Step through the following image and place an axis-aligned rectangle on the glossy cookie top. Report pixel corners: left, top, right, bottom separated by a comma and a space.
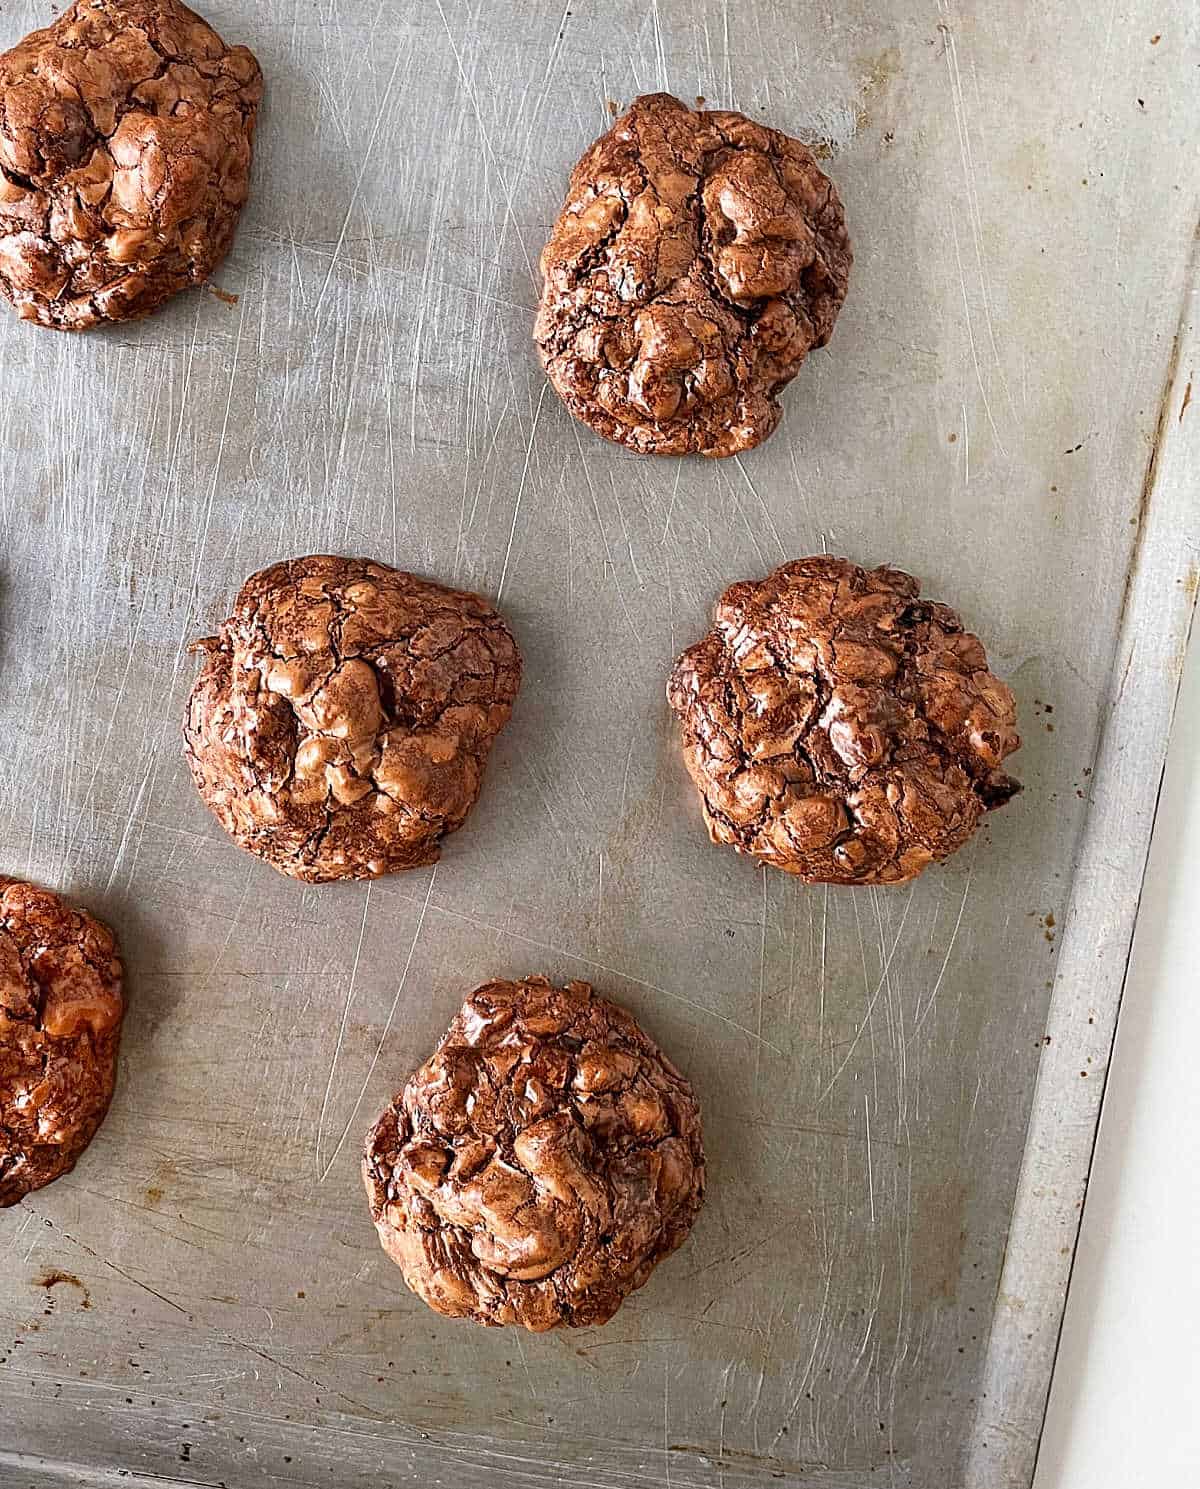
535, 92, 851, 457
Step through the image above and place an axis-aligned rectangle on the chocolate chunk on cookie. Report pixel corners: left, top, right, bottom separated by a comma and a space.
363, 976, 705, 1330
0, 0, 262, 329
184, 556, 522, 883
1, 878, 125, 1206
668, 557, 1021, 884
535, 92, 851, 457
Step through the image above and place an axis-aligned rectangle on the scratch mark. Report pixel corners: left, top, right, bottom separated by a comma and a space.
818, 882, 828, 1076
778, 1241, 834, 1436
100, 757, 155, 896
717, 462, 768, 568
197, 862, 256, 993
910, 857, 974, 1040
721, 0, 733, 105
544, 1, 573, 84
513, 1331, 538, 1402
848, 1259, 886, 1379
755, 871, 768, 1091
497, 384, 549, 603
817, 884, 914, 1103
319, 869, 438, 1184
314, 43, 406, 315
596, 850, 604, 942
433, 0, 536, 283
965, 1070, 985, 1143
1, 1210, 35, 1261
864, 1093, 876, 1223
936, 6, 1009, 456
430, 900, 784, 1053
678, 1223, 789, 1286
662, 1358, 673, 1488
717, 1360, 731, 1488
650, 0, 670, 93
166, 286, 250, 700
733, 454, 787, 559
315, 882, 374, 1178
225, 1335, 325, 1394
660, 462, 683, 546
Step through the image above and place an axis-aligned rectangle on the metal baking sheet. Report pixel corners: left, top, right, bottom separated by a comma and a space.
1, 2, 1197, 1486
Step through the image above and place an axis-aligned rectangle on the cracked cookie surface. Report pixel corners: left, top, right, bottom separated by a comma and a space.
668, 557, 1022, 884
0, 878, 124, 1207
0, 0, 261, 329
363, 976, 705, 1330
184, 556, 522, 883
535, 92, 851, 458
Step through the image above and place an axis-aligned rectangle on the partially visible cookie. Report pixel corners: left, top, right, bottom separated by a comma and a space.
363, 976, 705, 1331
184, 556, 522, 883
0, 878, 125, 1207
668, 557, 1021, 884
535, 92, 851, 457
0, 0, 262, 329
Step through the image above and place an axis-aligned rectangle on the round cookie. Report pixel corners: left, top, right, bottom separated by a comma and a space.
667, 557, 1021, 884
0, 878, 125, 1207
184, 555, 522, 883
0, 0, 262, 330
363, 976, 705, 1331
535, 92, 851, 458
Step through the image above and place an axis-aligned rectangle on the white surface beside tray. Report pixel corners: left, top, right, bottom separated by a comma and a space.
1036, 612, 1200, 1488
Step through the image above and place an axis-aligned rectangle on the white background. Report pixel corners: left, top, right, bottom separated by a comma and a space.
1036, 623, 1200, 1487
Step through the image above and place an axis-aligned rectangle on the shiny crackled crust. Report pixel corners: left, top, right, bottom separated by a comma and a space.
184, 556, 522, 884
0, 878, 124, 1207
667, 557, 1021, 885
363, 977, 705, 1331
0, 0, 261, 329
535, 92, 851, 458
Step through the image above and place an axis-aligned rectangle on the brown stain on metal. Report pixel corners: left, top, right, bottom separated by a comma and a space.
666, 1441, 814, 1474
145, 1156, 177, 1206
910, 1177, 968, 1305
1114, 280, 1193, 638
1179, 376, 1193, 422
854, 46, 903, 132
34, 1269, 91, 1310
858, 47, 903, 98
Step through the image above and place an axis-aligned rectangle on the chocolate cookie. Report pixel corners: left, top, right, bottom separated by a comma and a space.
184, 556, 522, 883
535, 92, 851, 458
668, 557, 1021, 884
363, 976, 705, 1331
0, 878, 124, 1207
0, 0, 261, 329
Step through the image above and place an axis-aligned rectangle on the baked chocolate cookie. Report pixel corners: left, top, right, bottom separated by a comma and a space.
668, 557, 1021, 884
0, 0, 261, 329
0, 878, 124, 1207
184, 556, 522, 883
363, 976, 705, 1331
535, 92, 851, 458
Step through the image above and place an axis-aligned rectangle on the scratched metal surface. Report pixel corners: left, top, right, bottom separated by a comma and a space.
0, 1, 1196, 1486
